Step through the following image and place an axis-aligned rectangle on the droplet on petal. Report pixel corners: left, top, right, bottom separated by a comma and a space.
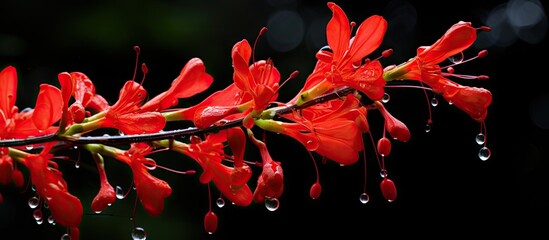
379, 169, 388, 178
309, 182, 322, 200
478, 146, 491, 161
115, 186, 125, 199
382, 93, 390, 103
380, 178, 397, 202
431, 97, 439, 107
265, 197, 280, 211
204, 211, 218, 235
28, 196, 39, 209
33, 209, 43, 221
475, 133, 485, 145
359, 192, 370, 204
131, 226, 147, 240
216, 197, 225, 208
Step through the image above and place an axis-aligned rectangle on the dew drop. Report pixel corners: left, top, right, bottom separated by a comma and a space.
382, 93, 390, 103
36, 218, 43, 225
48, 215, 55, 224
28, 196, 40, 209
216, 197, 225, 208
264, 197, 280, 212
359, 193, 370, 204
379, 169, 388, 178
448, 52, 464, 64
116, 186, 125, 199
33, 209, 43, 221
475, 133, 485, 145
430, 97, 439, 107
25, 145, 33, 150
448, 101, 453, 105
424, 122, 432, 133
131, 226, 147, 240
60, 233, 71, 240
94, 210, 102, 214
478, 147, 491, 161
74, 161, 80, 169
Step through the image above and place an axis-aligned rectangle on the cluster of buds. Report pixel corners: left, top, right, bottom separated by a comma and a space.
0, 2, 492, 239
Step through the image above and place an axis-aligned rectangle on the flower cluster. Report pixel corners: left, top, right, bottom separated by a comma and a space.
0, 2, 492, 239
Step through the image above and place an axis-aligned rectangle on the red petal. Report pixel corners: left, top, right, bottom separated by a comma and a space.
0, 66, 17, 118
326, 2, 350, 61
108, 112, 166, 134
348, 15, 388, 63
204, 211, 218, 234
380, 178, 397, 202
32, 84, 63, 131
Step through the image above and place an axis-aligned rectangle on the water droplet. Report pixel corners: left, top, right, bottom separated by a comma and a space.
430, 97, 438, 107
131, 226, 147, 240
73, 145, 78, 150
31, 185, 36, 192
36, 218, 43, 225
448, 101, 453, 105
60, 233, 71, 240
475, 133, 485, 145
359, 193, 370, 204
94, 210, 102, 214
144, 159, 156, 170
116, 186, 125, 199
424, 122, 432, 132
33, 209, 43, 221
25, 145, 33, 150
478, 147, 491, 161
382, 93, 390, 103
48, 215, 55, 224
448, 52, 464, 64
379, 169, 388, 178
74, 161, 80, 169
43, 202, 48, 209
264, 197, 280, 211
216, 197, 225, 208
28, 196, 39, 209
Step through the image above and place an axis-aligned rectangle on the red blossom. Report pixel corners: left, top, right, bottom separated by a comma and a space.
23, 142, 83, 230
296, 2, 388, 105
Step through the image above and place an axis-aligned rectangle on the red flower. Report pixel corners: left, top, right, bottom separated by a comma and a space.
125, 143, 172, 217
23, 142, 83, 230
0, 66, 63, 140
175, 131, 253, 206
90, 153, 116, 213
103, 80, 166, 134
246, 129, 284, 203
140, 58, 213, 112
296, 2, 388, 105
257, 94, 366, 165
383, 21, 492, 122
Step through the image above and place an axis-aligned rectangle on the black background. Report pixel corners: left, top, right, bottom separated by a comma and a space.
1, 0, 547, 239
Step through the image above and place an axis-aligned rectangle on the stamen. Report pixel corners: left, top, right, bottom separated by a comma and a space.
155, 164, 196, 175
478, 26, 491, 32
278, 70, 299, 91
253, 27, 268, 65
132, 46, 141, 81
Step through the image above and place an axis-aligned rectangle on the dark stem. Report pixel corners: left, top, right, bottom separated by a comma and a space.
0, 87, 357, 147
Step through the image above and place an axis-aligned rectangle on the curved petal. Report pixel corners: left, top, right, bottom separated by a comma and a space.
32, 84, 63, 131
348, 15, 388, 63
326, 2, 351, 61
0, 66, 17, 118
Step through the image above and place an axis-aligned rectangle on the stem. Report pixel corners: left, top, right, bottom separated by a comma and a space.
0, 87, 358, 147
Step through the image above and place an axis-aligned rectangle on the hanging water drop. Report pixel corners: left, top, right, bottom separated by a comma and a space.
379, 169, 388, 178
60, 233, 71, 240
264, 197, 280, 211
116, 186, 125, 199
25, 145, 33, 150
448, 52, 464, 64
475, 133, 485, 145
424, 122, 432, 133
359, 193, 370, 204
74, 161, 80, 169
131, 226, 147, 240
33, 209, 43, 221
216, 197, 225, 208
28, 196, 39, 209
478, 146, 491, 161
382, 93, 390, 103
430, 97, 439, 107
48, 215, 55, 225
36, 218, 43, 225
